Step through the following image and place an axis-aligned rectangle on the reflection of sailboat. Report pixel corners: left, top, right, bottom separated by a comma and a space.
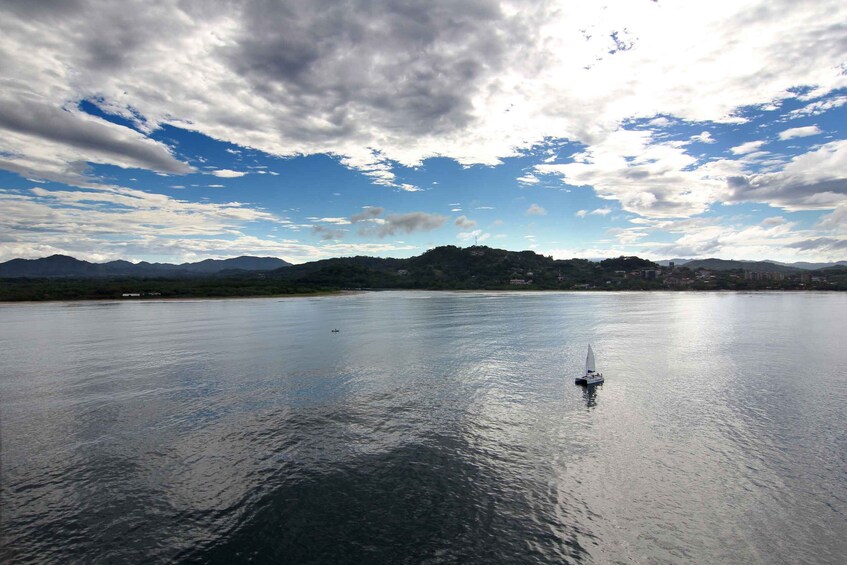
582, 385, 598, 408
575, 344, 604, 385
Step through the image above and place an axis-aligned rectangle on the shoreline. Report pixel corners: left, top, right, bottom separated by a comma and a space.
0, 289, 350, 305
2, 287, 843, 304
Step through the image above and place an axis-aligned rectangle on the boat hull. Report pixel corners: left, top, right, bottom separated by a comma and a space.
575, 376, 604, 386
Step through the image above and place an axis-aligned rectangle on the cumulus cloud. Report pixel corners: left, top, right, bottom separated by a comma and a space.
0, 100, 192, 185
2, 0, 846, 189
526, 203, 547, 216
3, 1, 847, 261
730, 140, 767, 155
537, 129, 725, 217
725, 139, 847, 210
817, 203, 847, 233
454, 215, 477, 229
778, 125, 822, 140
377, 212, 447, 237
690, 131, 716, 144
517, 173, 540, 185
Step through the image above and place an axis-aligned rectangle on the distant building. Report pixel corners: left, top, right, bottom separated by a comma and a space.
122, 293, 141, 298
641, 269, 658, 280
745, 270, 785, 281
470, 249, 485, 257
669, 261, 675, 270
509, 278, 530, 285
396, 269, 409, 276
664, 277, 693, 287
614, 270, 627, 278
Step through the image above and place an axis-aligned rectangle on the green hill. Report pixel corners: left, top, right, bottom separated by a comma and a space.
270, 246, 658, 289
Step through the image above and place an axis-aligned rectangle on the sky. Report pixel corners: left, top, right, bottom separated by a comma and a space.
1, 0, 846, 265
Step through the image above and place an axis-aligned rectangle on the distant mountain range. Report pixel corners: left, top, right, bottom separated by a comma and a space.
3, 247, 847, 300
769, 260, 847, 270
0, 255, 291, 278
677, 258, 847, 273
2, 250, 846, 281
657, 258, 847, 270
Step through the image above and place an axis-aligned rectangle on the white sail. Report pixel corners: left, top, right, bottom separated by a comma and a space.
586, 345, 596, 373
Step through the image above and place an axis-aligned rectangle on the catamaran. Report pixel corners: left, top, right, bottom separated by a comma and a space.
575, 344, 604, 385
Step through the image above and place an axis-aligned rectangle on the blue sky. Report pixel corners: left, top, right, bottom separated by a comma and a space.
1, 1, 846, 264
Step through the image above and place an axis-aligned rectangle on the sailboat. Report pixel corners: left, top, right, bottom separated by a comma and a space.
575, 344, 604, 385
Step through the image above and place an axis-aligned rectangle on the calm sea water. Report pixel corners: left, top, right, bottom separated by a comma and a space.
1, 291, 846, 563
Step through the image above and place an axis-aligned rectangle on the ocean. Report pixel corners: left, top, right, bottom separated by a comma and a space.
2, 291, 846, 563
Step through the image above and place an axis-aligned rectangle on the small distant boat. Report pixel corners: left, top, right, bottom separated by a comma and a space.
575, 344, 604, 385
331, 329, 340, 333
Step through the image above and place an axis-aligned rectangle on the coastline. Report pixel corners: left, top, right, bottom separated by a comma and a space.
2, 287, 844, 304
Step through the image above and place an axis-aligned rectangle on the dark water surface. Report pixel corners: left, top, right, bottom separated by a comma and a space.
2, 291, 846, 563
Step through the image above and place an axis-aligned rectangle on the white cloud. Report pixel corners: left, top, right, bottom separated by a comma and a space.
817, 203, 847, 234
778, 125, 822, 140
726, 139, 847, 210
211, 169, 248, 178
730, 140, 766, 155
0, 184, 287, 261
537, 129, 725, 217
690, 131, 716, 144
526, 203, 547, 216
313, 217, 352, 225
517, 173, 540, 185
576, 207, 611, 218
454, 215, 478, 229
787, 96, 847, 119
647, 117, 672, 128
0, 188, 426, 263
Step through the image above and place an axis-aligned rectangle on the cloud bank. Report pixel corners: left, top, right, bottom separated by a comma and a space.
1, 0, 846, 261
